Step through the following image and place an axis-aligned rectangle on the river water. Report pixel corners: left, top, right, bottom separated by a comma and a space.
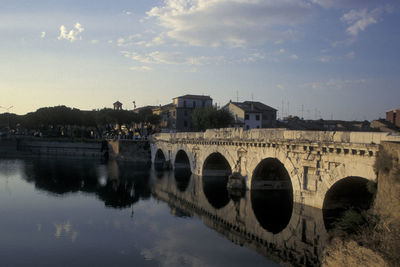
0, 157, 328, 267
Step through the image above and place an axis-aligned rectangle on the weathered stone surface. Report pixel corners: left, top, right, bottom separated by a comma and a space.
150, 129, 400, 209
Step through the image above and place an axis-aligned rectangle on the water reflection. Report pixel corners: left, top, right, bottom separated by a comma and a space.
173, 168, 191, 192
202, 176, 230, 209
251, 190, 293, 234
0, 157, 328, 266
22, 158, 151, 209
152, 172, 328, 266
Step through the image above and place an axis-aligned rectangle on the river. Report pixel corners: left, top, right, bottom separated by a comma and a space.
0, 156, 328, 266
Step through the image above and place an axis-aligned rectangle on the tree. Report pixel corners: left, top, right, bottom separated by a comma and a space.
192, 106, 233, 131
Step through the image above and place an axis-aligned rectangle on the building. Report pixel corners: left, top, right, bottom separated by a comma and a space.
386, 109, 400, 127
223, 101, 277, 129
154, 95, 213, 131
113, 101, 122, 110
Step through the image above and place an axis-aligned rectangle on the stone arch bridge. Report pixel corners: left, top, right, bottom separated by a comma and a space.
150, 128, 400, 209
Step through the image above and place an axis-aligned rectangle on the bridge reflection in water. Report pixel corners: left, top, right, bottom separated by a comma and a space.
151, 170, 328, 266
19, 157, 328, 266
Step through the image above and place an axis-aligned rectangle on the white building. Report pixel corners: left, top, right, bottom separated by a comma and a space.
223, 101, 277, 130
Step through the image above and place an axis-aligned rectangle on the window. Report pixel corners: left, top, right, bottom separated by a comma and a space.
245, 114, 249, 120
184, 110, 188, 117
184, 121, 188, 127
183, 100, 186, 107
256, 114, 260, 121
256, 126, 260, 129
246, 125, 249, 130
193, 101, 196, 108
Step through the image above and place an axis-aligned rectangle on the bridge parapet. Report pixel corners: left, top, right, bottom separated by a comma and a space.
152, 128, 399, 145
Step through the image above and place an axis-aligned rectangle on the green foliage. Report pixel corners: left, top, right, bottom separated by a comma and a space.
192, 106, 233, 131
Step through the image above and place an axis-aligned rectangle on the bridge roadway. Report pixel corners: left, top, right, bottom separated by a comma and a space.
150, 128, 400, 209
151, 171, 327, 266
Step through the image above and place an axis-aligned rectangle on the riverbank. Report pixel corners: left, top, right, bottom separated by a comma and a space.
0, 137, 151, 163
322, 141, 400, 267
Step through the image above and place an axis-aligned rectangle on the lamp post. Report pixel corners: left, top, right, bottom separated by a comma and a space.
0, 106, 14, 130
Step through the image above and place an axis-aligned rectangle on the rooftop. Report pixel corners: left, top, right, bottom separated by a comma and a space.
173, 94, 212, 100
229, 101, 277, 112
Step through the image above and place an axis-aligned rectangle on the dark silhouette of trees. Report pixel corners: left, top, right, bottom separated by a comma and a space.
192, 106, 233, 131
0, 105, 161, 138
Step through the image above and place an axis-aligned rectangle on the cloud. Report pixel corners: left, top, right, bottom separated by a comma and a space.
41, 31, 46, 38
146, 0, 313, 47
341, 8, 383, 36
117, 34, 142, 47
311, 0, 379, 9
316, 55, 333, 63
91, 40, 99, 44
301, 78, 367, 92
57, 22, 84, 42
130, 66, 153, 71
122, 50, 224, 66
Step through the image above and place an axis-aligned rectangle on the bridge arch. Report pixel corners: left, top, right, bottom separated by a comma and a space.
201, 152, 232, 209
154, 149, 167, 171
322, 176, 375, 230
250, 158, 293, 234
174, 150, 191, 170
202, 152, 233, 177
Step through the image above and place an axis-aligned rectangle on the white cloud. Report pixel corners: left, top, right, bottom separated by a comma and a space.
311, 0, 379, 9
117, 34, 142, 47
316, 55, 333, 63
146, 0, 313, 47
91, 40, 99, 44
122, 50, 224, 66
41, 31, 46, 38
341, 8, 383, 36
57, 22, 84, 42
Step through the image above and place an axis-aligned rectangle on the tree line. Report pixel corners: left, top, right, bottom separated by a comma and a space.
0, 105, 234, 137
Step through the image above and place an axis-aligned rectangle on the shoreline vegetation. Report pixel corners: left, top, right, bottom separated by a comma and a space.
323, 141, 400, 267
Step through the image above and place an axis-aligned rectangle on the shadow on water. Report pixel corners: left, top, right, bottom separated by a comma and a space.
22, 158, 152, 209
202, 175, 230, 209
251, 190, 293, 234
250, 158, 294, 234
174, 168, 191, 192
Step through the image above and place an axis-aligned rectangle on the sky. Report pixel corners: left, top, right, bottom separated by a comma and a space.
1, 0, 399, 120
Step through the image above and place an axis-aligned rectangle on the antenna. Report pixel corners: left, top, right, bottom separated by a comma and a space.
301, 104, 304, 119
287, 101, 290, 117
236, 91, 239, 102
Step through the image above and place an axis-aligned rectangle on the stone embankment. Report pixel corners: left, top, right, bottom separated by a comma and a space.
322, 141, 400, 267
107, 139, 151, 163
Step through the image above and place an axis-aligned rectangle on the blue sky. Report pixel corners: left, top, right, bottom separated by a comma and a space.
1, 0, 399, 120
